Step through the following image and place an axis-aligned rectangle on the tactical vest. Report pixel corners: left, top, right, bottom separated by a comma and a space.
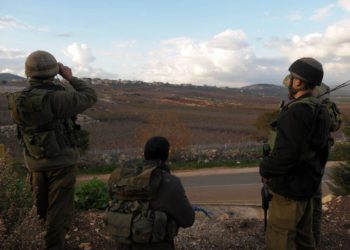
7, 84, 79, 160
106, 161, 178, 245
268, 96, 336, 151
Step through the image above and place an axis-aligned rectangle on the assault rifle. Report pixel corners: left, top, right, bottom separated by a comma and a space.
261, 142, 272, 232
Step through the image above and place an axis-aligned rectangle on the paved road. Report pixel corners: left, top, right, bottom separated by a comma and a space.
78, 163, 339, 205
181, 167, 333, 205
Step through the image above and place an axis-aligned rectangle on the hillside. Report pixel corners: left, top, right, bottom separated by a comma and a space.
1, 77, 349, 161
0, 73, 25, 82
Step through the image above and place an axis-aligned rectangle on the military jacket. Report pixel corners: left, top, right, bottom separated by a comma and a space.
7, 77, 97, 172
260, 94, 330, 200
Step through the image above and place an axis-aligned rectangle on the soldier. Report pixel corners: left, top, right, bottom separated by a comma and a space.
7, 50, 97, 250
106, 136, 195, 250
282, 77, 341, 245
260, 57, 331, 250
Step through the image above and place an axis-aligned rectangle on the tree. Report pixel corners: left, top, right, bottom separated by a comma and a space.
254, 110, 279, 141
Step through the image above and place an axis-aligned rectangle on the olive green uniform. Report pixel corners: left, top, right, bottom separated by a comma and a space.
260, 94, 330, 250
8, 77, 97, 250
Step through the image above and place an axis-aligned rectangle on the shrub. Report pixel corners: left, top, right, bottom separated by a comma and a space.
75, 177, 109, 210
0, 158, 32, 233
328, 163, 350, 196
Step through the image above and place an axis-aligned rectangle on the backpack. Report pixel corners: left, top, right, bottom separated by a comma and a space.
7, 84, 79, 159
321, 98, 342, 132
106, 160, 178, 245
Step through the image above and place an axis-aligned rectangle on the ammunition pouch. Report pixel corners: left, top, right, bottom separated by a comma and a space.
106, 201, 178, 244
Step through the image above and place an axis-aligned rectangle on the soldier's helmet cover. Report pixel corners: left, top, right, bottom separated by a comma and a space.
288, 57, 324, 86
25, 50, 59, 78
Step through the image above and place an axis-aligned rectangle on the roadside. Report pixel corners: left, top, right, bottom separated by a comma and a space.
77, 161, 344, 182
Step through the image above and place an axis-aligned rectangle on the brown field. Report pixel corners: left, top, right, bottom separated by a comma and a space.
1, 80, 349, 159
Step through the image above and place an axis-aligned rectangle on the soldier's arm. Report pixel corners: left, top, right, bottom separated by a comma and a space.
49, 77, 97, 118
49, 63, 97, 118
260, 104, 313, 177
151, 174, 195, 228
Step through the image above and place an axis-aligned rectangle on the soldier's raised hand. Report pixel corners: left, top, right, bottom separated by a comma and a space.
58, 62, 73, 82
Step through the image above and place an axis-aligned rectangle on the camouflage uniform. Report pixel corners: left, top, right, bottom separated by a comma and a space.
7, 51, 97, 250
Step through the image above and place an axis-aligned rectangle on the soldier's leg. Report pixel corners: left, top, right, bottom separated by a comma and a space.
312, 186, 322, 245
31, 171, 49, 220
266, 193, 308, 250
296, 199, 315, 250
45, 166, 76, 250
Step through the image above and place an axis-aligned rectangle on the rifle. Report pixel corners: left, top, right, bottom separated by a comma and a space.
261, 183, 271, 231
261, 142, 272, 232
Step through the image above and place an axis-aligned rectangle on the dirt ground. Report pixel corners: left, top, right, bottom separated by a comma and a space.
51, 196, 350, 249
1, 196, 349, 250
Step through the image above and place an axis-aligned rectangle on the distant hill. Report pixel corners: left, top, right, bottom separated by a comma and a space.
0, 73, 25, 82
239, 83, 285, 98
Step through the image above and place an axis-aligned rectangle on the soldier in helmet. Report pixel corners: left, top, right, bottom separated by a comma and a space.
7, 50, 97, 250
282, 75, 341, 246
259, 57, 331, 249
106, 136, 195, 250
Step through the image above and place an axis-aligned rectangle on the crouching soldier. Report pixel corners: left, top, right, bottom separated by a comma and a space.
106, 136, 195, 250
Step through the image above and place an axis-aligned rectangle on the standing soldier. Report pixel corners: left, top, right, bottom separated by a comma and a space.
282, 78, 341, 246
7, 50, 97, 250
260, 57, 331, 250
106, 136, 195, 250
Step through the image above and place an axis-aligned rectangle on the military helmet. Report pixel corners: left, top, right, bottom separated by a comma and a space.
25, 50, 59, 78
288, 57, 323, 86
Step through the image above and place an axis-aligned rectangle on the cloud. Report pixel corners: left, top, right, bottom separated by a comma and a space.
140, 29, 287, 86
286, 11, 302, 21
0, 46, 26, 75
269, 18, 350, 83
338, 0, 350, 12
0, 16, 29, 30
65, 43, 95, 65
64, 43, 118, 79
56, 33, 73, 38
310, 4, 335, 21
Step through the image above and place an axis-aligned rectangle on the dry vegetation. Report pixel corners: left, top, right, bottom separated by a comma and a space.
1, 80, 350, 162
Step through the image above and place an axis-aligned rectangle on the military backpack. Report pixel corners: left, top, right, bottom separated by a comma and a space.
7, 83, 80, 159
106, 160, 178, 245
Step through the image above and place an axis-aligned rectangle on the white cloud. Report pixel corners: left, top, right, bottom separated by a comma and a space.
270, 18, 350, 83
310, 4, 335, 21
338, 0, 350, 12
64, 43, 95, 65
0, 46, 26, 76
64, 43, 118, 79
286, 11, 302, 21
0, 16, 28, 30
140, 29, 286, 86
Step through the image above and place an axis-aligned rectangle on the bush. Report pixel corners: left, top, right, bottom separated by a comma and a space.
75, 178, 109, 210
328, 163, 350, 196
329, 142, 350, 161
0, 158, 32, 233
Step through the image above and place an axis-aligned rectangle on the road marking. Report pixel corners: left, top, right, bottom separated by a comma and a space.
186, 179, 331, 188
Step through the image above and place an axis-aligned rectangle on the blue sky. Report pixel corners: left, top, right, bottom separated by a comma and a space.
1, 0, 350, 86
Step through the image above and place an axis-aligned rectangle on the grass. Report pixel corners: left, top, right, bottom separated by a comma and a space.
77, 163, 121, 175
169, 159, 260, 171
76, 159, 260, 176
